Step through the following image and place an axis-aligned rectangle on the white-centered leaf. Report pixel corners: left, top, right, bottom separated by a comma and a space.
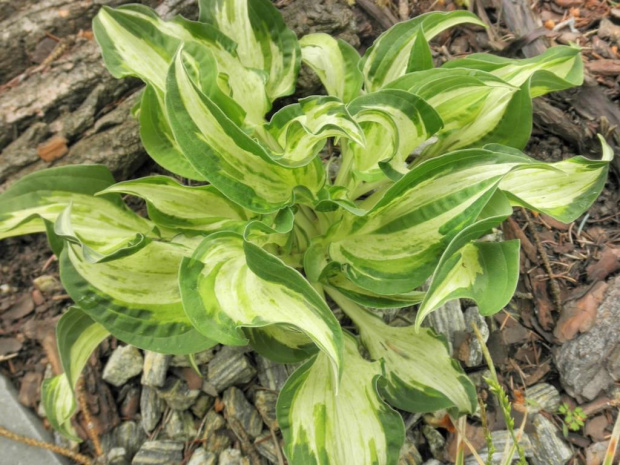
100, 176, 252, 234
198, 0, 300, 101
277, 333, 404, 465
179, 233, 343, 377
41, 307, 109, 441
361, 11, 485, 91
60, 241, 216, 355
299, 33, 363, 103
165, 45, 325, 213
330, 293, 476, 414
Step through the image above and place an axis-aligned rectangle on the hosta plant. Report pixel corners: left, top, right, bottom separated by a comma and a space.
0, 0, 613, 463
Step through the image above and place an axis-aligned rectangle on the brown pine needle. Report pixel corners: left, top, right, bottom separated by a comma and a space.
77, 376, 103, 457
0, 426, 92, 465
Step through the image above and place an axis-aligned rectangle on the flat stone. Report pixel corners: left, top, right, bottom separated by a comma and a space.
207, 346, 256, 393
170, 349, 215, 368
0, 374, 68, 465
219, 448, 249, 465
462, 306, 488, 367
103, 345, 144, 387
141, 351, 170, 387
222, 387, 263, 439
421, 298, 465, 354
161, 410, 197, 441
157, 376, 201, 411
421, 425, 446, 461
254, 433, 280, 464
132, 440, 184, 465
112, 421, 147, 460
253, 390, 278, 430
557, 277, 620, 400
399, 438, 423, 464
255, 355, 292, 391
187, 447, 217, 465
140, 386, 165, 433
108, 447, 129, 465
529, 413, 573, 465
526, 383, 561, 413
190, 393, 214, 419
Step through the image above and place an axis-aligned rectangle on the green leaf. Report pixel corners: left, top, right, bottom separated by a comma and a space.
165, 45, 325, 213
277, 333, 404, 465
139, 85, 206, 181
346, 89, 442, 183
330, 293, 476, 414
361, 11, 485, 91
267, 96, 365, 167
388, 68, 527, 154
0, 166, 153, 258
179, 233, 343, 377
299, 33, 363, 103
442, 45, 583, 98
60, 241, 217, 355
42, 307, 110, 441
244, 325, 317, 364
100, 176, 252, 234
198, 0, 300, 101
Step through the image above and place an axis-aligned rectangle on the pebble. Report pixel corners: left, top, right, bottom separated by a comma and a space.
598, 18, 620, 44
207, 346, 256, 392
219, 448, 249, 465
113, 421, 147, 460
465, 430, 533, 464
203, 410, 226, 437
422, 461, 444, 465
191, 393, 215, 418
463, 306, 488, 367
140, 386, 165, 433
399, 438, 424, 464
255, 355, 292, 391
421, 425, 446, 461
254, 433, 280, 463
33, 275, 62, 293
223, 387, 264, 438
205, 431, 232, 454
420, 299, 465, 354
526, 383, 561, 413
103, 345, 144, 387
187, 447, 217, 465
107, 447, 129, 465
253, 390, 278, 430
157, 376, 201, 410
162, 410, 198, 441
132, 440, 184, 465
530, 413, 572, 465
170, 349, 215, 367
141, 351, 170, 387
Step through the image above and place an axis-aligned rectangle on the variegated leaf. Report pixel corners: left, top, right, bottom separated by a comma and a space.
277, 333, 404, 465
100, 176, 252, 234
165, 45, 325, 213
267, 96, 365, 167
442, 45, 583, 97
198, 0, 300, 101
299, 33, 363, 103
42, 307, 109, 440
345, 89, 442, 184
179, 233, 343, 376
60, 241, 216, 355
328, 143, 612, 295
361, 11, 485, 91
244, 325, 317, 364
330, 292, 476, 414
0, 165, 153, 259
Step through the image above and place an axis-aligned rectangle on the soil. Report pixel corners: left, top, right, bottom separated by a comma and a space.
0, 0, 619, 464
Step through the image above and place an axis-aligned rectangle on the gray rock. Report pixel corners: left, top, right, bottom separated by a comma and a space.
421, 299, 465, 354
191, 393, 215, 419
219, 448, 249, 465
557, 276, 620, 400
205, 431, 232, 455
188, 447, 217, 465
140, 386, 165, 433
141, 351, 170, 387
223, 387, 264, 439
463, 306, 489, 367
170, 349, 215, 368
162, 410, 198, 441
0, 374, 68, 465
203, 409, 226, 436
108, 447, 129, 465
598, 18, 620, 44
527, 383, 561, 413
421, 425, 446, 461
422, 461, 444, 465
113, 421, 147, 459
207, 346, 256, 393
103, 345, 144, 387
254, 433, 280, 464
132, 440, 184, 465
255, 355, 291, 391
254, 390, 278, 430
158, 376, 201, 410
529, 413, 573, 465
464, 430, 533, 465
399, 438, 423, 464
